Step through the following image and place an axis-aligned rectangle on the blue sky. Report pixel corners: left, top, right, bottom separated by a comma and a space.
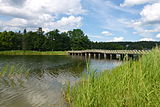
0, 0, 160, 42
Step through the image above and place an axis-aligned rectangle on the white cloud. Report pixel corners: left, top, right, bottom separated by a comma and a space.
120, 2, 160, 36
123, 20, 158, 36
0, 0, 85, 17
121, 0, 156, 7
140, 3, 160, 24
0, 0, 85, 31
131, 2, 160, 27
136, 3, 160, 36
1, 16, 82, 32
101, 31, 113, 36
111, 37, 124, 42
156, 33, 160, 38
53, 16, 82, 32
139, 38, 155, 41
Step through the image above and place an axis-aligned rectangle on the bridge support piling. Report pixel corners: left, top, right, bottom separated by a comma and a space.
116, 54, 121, 60
88, 53, 91, 58
85, 53, 87, 57
94, 53, 96, 58
98, 53, 101, 59
110, 54, 112, 60
104, 53, 106, 59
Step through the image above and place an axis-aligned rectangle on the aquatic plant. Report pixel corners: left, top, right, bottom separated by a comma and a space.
0, 65, 30, 87
65, 48, 160, 107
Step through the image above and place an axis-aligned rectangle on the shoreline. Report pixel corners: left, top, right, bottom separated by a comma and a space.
0, 51, 67, 55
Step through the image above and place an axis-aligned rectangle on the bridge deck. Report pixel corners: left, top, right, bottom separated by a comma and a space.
68, 50, 151, 54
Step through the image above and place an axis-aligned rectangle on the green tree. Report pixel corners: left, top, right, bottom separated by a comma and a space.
46, 29, 59, 51
0, 28, 159, 51
68, 29, 90, 50
46, 30, 71, 51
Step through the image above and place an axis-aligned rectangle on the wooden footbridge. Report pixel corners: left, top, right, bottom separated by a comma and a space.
68, 50, 151, 60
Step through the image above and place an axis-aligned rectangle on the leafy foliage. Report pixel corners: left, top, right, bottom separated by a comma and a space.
0, 28, 159, 51
0, 28, 90, 51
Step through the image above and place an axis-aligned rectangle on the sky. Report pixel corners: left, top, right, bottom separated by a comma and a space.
0, 0, 160, 42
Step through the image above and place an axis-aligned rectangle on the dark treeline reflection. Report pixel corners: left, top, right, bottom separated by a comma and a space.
0, 27, 159, 51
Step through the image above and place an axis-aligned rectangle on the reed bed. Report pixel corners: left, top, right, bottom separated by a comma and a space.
0, 50, 67, 55
65, 48, 160, 107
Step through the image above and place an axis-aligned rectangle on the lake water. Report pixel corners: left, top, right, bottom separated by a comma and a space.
0, 55, 122, 107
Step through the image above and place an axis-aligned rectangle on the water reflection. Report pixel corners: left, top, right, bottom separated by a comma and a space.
0, 55, 122, 107
89, 59, 122, 72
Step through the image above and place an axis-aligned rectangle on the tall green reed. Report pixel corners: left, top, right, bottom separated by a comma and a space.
65, 48, 160, 107
0, 65, 30, 87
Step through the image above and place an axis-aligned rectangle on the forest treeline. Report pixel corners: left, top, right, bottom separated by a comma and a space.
0, 28, 159, 51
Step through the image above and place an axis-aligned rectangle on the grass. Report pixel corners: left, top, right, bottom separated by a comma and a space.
0, 50, 67, 55
0, 65, 31, 87
65, 48, 160, 107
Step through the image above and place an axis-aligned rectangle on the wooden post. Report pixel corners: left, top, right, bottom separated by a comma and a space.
89, 53, 91, 58
85, 53, 87, 57
104, 53, 106, 59
94, 53, 96, 58
117, 54, 121, 60
110, 54, 112, 60
98, 53, 101, 59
